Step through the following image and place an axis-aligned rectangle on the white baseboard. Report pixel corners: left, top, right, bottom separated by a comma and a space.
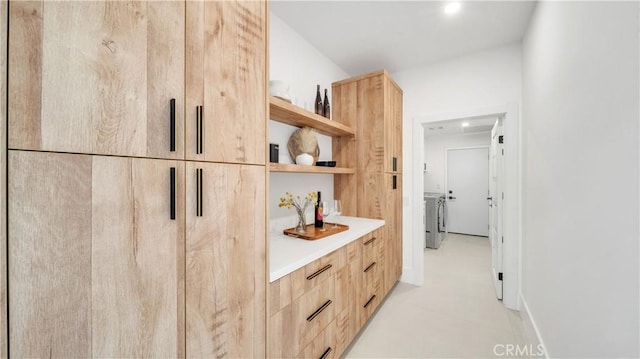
519, 294, 549, 358
400, 266, 417, 285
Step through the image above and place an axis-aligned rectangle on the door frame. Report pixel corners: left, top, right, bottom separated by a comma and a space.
489, 121, 504, 299
408, 102, 521, 310
444, 145, 490, 235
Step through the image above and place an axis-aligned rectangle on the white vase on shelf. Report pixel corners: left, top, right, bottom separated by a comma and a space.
295, 153, 314, 166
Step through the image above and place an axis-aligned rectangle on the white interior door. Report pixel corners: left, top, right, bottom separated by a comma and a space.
489, 121, 504, 299
446, 147, 489, 236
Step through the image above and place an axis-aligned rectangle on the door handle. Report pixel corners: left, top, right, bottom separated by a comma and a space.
448, 196, 456, 200
196, 168, 203, 217
196, 106, 203, 154
170, 167, 176, 220
169, 99, 176, 152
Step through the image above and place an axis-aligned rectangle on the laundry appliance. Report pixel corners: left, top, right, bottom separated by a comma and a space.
424, 192, 447, 249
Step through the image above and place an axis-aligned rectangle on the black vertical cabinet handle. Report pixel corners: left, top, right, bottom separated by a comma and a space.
195, 106, 202, 154
392, 175, 397, 190
199, 106, 203, 154
199, 168, 203, 216
392, 157, 397, 172
170, 167, 176, 220
170, 99, 176, 152
196, 168, 201, 217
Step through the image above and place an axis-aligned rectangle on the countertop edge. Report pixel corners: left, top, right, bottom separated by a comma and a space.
269, 217, 385, 282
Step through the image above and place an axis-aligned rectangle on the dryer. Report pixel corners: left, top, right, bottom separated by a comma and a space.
424, 192, 447, 249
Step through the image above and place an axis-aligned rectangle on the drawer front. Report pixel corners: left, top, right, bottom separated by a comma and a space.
297, 319, 337, 359
270, 275, 336, 358
359, 258, 382, 327
270, 249, 340, 315
361, 232, 383, 272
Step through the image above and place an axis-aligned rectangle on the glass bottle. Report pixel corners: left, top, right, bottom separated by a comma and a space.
315, 85, 323, 115
323, 89, 331, 119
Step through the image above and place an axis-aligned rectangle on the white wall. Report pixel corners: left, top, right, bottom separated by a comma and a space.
424, 132, 491, 193
391, 44, 522, 307
269, 13, 349, 224
521, 2, 639, 357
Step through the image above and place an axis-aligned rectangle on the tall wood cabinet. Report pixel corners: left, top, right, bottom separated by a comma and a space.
332, 70, 403, 296
9, 1, 186, 159
186, 1, 266, 165
5, 1, 267, 357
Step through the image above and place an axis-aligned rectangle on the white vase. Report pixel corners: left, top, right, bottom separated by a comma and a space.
295, 153, 314, 166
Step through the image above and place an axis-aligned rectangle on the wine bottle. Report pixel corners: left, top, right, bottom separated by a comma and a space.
315, 85, 323, 115
314, 191, 324, 228
323, 89, 331, 119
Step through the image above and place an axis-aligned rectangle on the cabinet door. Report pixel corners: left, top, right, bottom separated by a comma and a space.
385, 78, 403, 174
9, 151, 185, 357
91, 156, 185, 358
9, 1, 185, 159
186, 1, 266, 165
185, 162, 265, 358
9, 151, 93, 357
357, 75, 385, 174
384, 173, 403, 293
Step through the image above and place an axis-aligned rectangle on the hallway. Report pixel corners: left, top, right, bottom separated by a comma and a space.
345, 234, 531, 358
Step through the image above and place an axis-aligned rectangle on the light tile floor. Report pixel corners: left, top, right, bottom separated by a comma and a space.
344, 233, 531, 358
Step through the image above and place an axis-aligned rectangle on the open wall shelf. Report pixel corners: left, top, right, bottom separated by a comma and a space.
269, 96, 355, 137
269, 163, 355, 174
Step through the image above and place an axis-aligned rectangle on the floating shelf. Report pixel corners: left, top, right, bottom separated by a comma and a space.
269, 163, 355, 174
269, 96, 355, 137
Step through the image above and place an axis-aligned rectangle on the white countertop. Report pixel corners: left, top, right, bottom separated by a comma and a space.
269, 216, 385, 282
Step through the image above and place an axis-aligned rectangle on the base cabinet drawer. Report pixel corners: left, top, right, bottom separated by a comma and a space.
269, 225, 395, 359
270, 250, 339, 314
270, 276, 336, 358
297, 319, 337, 359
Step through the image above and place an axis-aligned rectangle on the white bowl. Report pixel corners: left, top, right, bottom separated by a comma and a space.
295, 153, 314, 166
269, 80, 290, 101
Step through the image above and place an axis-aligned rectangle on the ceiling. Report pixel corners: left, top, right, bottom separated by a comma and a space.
424, 114, 499, 137
271, 1, 536, 75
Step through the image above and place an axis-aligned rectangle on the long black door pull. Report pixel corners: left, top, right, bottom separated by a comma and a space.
196, 106, 204, 154
170, 167, 176, 220
170, 99, 176, 152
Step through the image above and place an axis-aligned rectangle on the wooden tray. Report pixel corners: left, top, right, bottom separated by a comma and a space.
283, 223, 349, 240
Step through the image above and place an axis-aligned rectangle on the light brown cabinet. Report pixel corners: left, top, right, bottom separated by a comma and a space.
332, 69, 403, 326
185, 162, 265, 358
268, 229, 389, 359
8, 151, 185, 357
5, 0, 267, 356
9, 1, 185, 159
186, 1, 267, 165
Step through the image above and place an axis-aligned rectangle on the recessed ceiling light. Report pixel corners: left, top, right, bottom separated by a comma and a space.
444, 2, 462, 16
461, 122, 470, 127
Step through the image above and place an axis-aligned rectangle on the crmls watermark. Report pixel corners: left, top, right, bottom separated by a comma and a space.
493, 344, 545, 357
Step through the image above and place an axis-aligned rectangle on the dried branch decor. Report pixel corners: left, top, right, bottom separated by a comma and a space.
287, 126, 320, 164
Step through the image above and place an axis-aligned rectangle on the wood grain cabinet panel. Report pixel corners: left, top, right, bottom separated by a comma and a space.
333, 70, 403, 303
8, 1, 185, 159
270, 249, 339, 315
186, 162, 265, 359
297, 319, 337, 359
384, 173, 403, 293
186, 0, 266, 165
8, 151, 93, 357
0, 2, 7, 356
8, 151, 185, 357
91, 156, 185, 358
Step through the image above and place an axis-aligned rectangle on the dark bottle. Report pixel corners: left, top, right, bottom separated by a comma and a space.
315, 85, 323, 115
314, 191, 324, 228
323, 89, 331, 119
